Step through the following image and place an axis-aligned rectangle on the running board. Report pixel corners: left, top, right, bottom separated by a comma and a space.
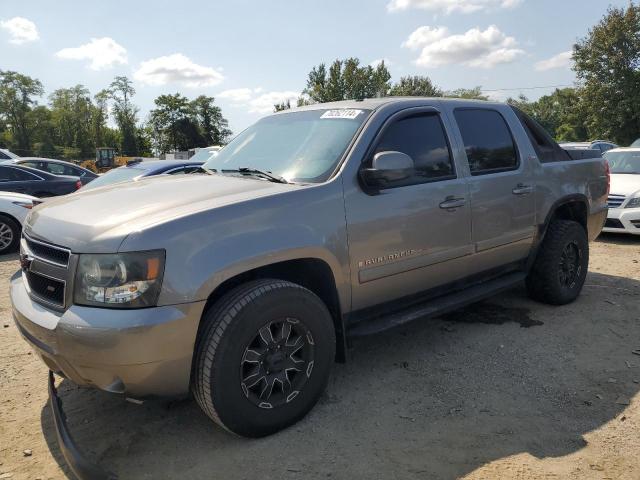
347, 271, 527, 337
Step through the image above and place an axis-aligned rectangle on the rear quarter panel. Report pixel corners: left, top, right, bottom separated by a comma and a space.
535, 158, 608, 240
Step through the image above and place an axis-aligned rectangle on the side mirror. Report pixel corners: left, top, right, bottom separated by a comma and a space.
360, 151, 414, 188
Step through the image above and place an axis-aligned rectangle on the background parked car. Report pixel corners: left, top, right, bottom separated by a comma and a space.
602, 148, 640, 235
560, 140, 618, 153
631, 138, 640, 147
0, 164, 81, 197
0, 148, 20, 161
14, 158, 98, 185
80, 159, 205, 191
0, 192, 39, 254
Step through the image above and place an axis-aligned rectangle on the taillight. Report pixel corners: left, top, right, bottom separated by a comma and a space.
604, 159, 610, 196
75, 180, 82, 190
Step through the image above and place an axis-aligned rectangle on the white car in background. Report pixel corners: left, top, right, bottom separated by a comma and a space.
0, 192, 40, 254
603, 148, 640, 235
0, 148, 20, 162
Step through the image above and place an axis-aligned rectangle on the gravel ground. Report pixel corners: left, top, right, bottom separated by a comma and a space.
0, 234, 639, 480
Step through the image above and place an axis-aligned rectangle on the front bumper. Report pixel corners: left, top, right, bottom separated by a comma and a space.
48, 371, 116, 480
603, 207, 640, 235
11, 271, 206, 397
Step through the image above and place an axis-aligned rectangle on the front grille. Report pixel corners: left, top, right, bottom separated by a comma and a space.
607, 194, 626, 208
24, 234, 70, 267
25, 270, 65, 307
604, 218, 624, 229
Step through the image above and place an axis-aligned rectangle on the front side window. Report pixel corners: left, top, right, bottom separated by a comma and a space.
204, 109, 370, 183
371, 113, 455, 188
454, 109, 518, 175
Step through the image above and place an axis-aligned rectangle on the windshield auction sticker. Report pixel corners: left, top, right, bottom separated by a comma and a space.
320, 109, 364, 120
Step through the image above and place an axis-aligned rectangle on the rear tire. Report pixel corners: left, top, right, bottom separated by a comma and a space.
0, 215, 20, 254
526, 220, 588, 305
193, 279, 335, 437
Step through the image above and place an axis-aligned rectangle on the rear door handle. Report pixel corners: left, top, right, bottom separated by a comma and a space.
439, 196, 466, 210
512, 183, 533, 196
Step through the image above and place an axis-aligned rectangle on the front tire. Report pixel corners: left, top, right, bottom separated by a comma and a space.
526, 220, 589, 305
0, 215, 20, 254
193, 279, 335, 437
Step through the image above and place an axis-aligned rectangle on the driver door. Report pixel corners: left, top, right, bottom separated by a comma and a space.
343, 108, 473, 311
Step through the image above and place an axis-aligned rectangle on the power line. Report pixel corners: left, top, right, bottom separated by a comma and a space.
481, 84, 573, 92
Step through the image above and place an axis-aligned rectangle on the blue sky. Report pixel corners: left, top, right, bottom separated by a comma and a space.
0, 0, 624, 135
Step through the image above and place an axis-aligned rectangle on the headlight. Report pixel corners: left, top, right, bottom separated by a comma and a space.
625, 195, 640, 208
74, 250, 165, 308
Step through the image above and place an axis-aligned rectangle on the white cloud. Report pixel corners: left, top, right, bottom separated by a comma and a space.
134, 54, 224, 88
56, 37, 127, 70
218, 87, 300, 114
402, 26, 449, 50
535, 51, 572, 71
249, 91, 300, 114
403, 25, 525, 68
388, 0, 522, 13
370, 58, 393, 68
0, 17, 39, 44
218, 88, 254, 103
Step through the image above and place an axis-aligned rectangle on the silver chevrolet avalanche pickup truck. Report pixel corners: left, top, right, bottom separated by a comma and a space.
12, 98, 607, 470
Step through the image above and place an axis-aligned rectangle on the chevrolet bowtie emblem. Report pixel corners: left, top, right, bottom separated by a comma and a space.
20, 254, 33, 271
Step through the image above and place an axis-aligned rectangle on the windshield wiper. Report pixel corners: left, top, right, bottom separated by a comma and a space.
221, 167, 288, 184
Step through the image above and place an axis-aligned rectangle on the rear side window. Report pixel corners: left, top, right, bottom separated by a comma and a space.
0, 166, 39, 181
372, 113, 455, 188
0, 152, 9, 160
510, 106, 570, 163
454, 109, 518, 175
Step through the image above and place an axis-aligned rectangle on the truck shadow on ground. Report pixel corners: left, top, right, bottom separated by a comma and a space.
41, 271, 640, 480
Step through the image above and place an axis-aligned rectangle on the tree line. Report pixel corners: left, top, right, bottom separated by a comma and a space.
0, 73, 232, 160
1, 3, 638, 160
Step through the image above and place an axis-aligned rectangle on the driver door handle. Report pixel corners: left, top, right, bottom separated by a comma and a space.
439, 196, 466, 210
512, 183, 533, 196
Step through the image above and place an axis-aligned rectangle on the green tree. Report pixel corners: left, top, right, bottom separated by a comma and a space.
389, 75, 443, 97
49, 85, 96, 158
0, 70, 44, 155
444, 87, 489, 101
148, 93, 197, 153
108, 76, 139, 155
274, 99, 291, 112
508, 89, 588, 141
302, 58, 391, 103
190, 95, 232, 145
573, 3, 640, 145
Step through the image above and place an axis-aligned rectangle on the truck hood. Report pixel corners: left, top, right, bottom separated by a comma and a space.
609, 173, 640, 197
24, 173, 301, 252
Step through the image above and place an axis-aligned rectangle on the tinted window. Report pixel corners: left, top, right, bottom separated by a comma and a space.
0, 166, 39, 181
166, 167, 185, 175
0, 152, 10, 160
46, 162, 66, 175
372, 113, 454, 188
511, 106, 570, 163
454, 109, 518, 175
20, 161, 40, 169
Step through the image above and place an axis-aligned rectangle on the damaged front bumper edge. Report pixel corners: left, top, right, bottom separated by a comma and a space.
48, 371, 117, 480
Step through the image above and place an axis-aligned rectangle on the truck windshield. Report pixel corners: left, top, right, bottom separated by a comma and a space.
204, 109, 370, 183
604, 151, 640, 174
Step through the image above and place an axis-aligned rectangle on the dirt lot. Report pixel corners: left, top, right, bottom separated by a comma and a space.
1, 234, 639, 480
